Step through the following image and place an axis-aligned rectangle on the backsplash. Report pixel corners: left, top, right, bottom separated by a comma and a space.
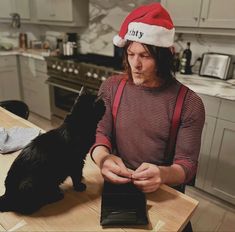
1, 0, 235, 64
80, 0, 155, 55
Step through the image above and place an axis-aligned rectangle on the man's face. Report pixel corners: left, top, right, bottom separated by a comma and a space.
127, 42, 159, 87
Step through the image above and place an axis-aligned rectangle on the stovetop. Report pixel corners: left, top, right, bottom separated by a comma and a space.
49, 53, 123, 70
45, 53, 123, 91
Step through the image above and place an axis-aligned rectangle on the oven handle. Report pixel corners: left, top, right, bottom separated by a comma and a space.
46, 80, 82, 94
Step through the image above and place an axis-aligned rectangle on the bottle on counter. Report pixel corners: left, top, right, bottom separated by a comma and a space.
180, 42, 192, 75
19, 33, 28, 49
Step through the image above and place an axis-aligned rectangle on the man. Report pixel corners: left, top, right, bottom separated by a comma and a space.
90, 3, 205, 196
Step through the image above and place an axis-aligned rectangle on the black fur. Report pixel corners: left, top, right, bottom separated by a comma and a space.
0, 93, 105, 214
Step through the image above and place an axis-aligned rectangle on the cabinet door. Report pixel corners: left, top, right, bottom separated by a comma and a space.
195, 115, 217, 189
161, 0, 202, 27
13, 0, 30, 19
200, 0, 235, 28
204, 119, 235, 205
20, 57, 51, 119
0, 0, 12, 18
0, 69, 21, 101
35, 0, 73, 22
0, 0, 30, 19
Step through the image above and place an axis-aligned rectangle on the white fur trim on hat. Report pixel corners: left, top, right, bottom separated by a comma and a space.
113, 35, 126, 47
124, 22, 175, 47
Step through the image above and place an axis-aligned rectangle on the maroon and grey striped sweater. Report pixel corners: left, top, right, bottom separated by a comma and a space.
91, 74, 205, 183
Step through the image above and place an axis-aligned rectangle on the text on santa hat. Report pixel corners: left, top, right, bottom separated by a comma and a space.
128, 29, 144, 39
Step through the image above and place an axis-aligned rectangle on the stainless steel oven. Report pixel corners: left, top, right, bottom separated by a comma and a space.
46, 56, 120, 118
47, 79, 83, 118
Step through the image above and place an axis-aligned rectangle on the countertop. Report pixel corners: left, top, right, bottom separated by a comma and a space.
0, 107, 198, 232
0, 49, 50, 60
0, 50, 235, 100
176, 74, 235, 101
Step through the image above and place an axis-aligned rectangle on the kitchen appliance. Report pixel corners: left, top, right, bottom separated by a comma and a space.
29, 40, 42, 49
199, 52, 235, 80
62, 33, 79, 57
46, 55, 121, 118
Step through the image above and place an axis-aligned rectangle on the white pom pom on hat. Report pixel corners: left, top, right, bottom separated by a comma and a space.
113, 3, 175, 48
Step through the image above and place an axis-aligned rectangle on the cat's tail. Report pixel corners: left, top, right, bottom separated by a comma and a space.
0, 177, 36, 214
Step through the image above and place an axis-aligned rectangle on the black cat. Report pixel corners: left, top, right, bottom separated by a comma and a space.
0, 93, 105, 214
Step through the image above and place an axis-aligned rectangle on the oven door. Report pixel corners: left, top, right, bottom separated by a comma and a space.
46, 78, 83, 118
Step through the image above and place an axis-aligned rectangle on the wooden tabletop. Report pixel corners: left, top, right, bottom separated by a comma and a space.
0, 107, 198, 232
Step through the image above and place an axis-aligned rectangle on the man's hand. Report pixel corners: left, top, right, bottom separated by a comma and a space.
100, 154, 133, 184
131, 162, 163, 193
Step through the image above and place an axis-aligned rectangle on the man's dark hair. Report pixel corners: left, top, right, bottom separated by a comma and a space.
122, 41, 176, 87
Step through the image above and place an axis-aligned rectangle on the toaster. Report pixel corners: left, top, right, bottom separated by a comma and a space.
199, 52, 235, 80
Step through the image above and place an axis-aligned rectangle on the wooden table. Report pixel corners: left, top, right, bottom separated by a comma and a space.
0, 107, 198, 231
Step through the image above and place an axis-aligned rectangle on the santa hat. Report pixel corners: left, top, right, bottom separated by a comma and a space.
113, 3, 175, 48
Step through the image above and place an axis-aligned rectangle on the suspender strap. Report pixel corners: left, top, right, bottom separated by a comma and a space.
164, 84, 188, 165
112, 78, 127, 127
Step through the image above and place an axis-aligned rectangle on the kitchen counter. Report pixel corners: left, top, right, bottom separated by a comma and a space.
0, 49, 50, 60
176, 74, 235, 100
1, 50, 235, 100
0, 107, 198, 232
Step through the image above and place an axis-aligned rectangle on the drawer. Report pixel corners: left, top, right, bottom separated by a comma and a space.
19, 56, 30, 66
23, 88, 38, 112
35, 59, 47, 73
218, 99, 235, 122
23, 85, 50, 119
36, 72, 48, 83
198, 94, 221, 117
22, 78, 38, 90
0, 56, 17, 68
20, 56, 36, 74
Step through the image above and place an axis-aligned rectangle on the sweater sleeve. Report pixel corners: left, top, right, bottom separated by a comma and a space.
89, 75, 123, 156
173, 90, 205, 184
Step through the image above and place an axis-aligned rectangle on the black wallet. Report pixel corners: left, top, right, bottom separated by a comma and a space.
100, 181, 149, 226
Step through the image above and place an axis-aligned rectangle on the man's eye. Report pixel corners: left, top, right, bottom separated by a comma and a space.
127, 53, 134, 56
141, 54, 150, 58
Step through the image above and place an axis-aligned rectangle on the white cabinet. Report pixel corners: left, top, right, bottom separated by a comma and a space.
0, 0, 30, 20
19, 56, 51, 119
195, 115, 216, 189
34, 0, 88, 26
35, 0, 73, 22
161, 0, 201, 27
204, 119, 235, 204
195, 95, 235, 205
0, 56, 21, 101
161, 0, 235, 30
0, 0, 88, 27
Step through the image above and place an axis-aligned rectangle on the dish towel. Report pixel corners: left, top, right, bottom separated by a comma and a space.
0, 127, 41, 154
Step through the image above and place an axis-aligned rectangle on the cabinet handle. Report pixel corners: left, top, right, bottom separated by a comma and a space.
194, 17, 198, 21
201, 18, 205, 22
50, 13, 55, 17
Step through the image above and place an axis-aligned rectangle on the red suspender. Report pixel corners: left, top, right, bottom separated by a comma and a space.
112, 78, 188, 165
164, 84, 188, 165
112, 78, 127, 127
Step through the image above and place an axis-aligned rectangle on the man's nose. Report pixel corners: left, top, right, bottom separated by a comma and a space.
133, 56, 142, 69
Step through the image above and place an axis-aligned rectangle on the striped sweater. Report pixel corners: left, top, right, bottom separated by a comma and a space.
91, 74, 205, 183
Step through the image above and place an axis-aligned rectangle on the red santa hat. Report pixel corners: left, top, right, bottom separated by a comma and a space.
113, 3, 175, 48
